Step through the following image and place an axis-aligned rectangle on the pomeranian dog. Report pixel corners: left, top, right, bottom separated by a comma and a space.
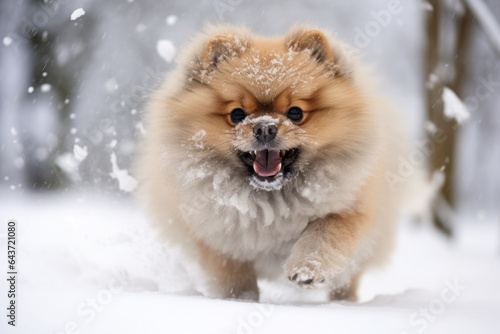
137, 25, 408, 301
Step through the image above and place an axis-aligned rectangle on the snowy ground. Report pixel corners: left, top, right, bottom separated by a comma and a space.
0, 191, 499, 334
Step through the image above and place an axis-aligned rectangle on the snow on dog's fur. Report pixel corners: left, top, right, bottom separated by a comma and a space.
137, 25, 408, 301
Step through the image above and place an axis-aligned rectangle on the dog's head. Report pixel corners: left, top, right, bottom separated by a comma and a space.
165, 26, 377, 191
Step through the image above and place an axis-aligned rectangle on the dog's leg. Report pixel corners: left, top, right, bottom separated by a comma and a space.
283, 210, 371, 291
329, 271, 361, 301
197, 241, 259, 301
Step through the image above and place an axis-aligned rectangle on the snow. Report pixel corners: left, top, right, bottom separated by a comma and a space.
241, 115, 281, 125
1, 0, 499, 330
425, 120, 438, 134
40, 83, 52, 93
422, 1, 434, 11
426, 72, 439, 89
73, 144, 88, 162
191, 129, 207, 149
442, 87, 470, 124
71, 8, 86, 21
109, 152, 138, 192
104, 78, 119, 92
135, 122, 146, 135
0, 192, 499, 333
230, 52, 314, 97
55, 145, 89, 182
156, 40, 176, 63
166, 15, 177, 26
136, 24, 147, 33
56, 153, 82, 182
13, 157, 24, 169
3, 36, 12, 46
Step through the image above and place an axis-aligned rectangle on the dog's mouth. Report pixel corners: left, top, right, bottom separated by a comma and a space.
239, 148, 300, 179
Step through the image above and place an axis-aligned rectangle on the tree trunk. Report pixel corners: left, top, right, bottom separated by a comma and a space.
425, 1, 473, 235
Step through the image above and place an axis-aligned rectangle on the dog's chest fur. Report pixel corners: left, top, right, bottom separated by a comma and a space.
176, 162, 362, 261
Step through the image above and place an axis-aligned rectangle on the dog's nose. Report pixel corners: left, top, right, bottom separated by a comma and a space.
253, 123, 277, 144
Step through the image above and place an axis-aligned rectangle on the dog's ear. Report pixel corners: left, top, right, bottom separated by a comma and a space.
286, 28, 334, 62
200, 34, 249, 67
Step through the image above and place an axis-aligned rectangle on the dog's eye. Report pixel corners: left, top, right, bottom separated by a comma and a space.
286, 107, 303, 122
230, 108, 247, 123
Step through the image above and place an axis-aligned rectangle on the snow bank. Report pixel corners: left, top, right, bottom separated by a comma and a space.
0, 192, 499, 333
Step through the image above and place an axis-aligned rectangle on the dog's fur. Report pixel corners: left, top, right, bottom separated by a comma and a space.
137, 25, 408, 301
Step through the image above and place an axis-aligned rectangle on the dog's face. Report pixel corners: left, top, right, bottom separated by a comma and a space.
167, 27, 375, 191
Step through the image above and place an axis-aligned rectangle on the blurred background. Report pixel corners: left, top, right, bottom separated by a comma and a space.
0, 0, 499, 232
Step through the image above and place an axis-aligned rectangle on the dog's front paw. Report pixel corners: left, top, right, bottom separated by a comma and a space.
284, 257, 327, 289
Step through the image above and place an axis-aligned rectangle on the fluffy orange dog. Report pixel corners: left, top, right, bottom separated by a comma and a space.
138, 25, 407, 301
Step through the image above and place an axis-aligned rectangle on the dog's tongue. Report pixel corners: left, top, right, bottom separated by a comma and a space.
253, 150, 282, 177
